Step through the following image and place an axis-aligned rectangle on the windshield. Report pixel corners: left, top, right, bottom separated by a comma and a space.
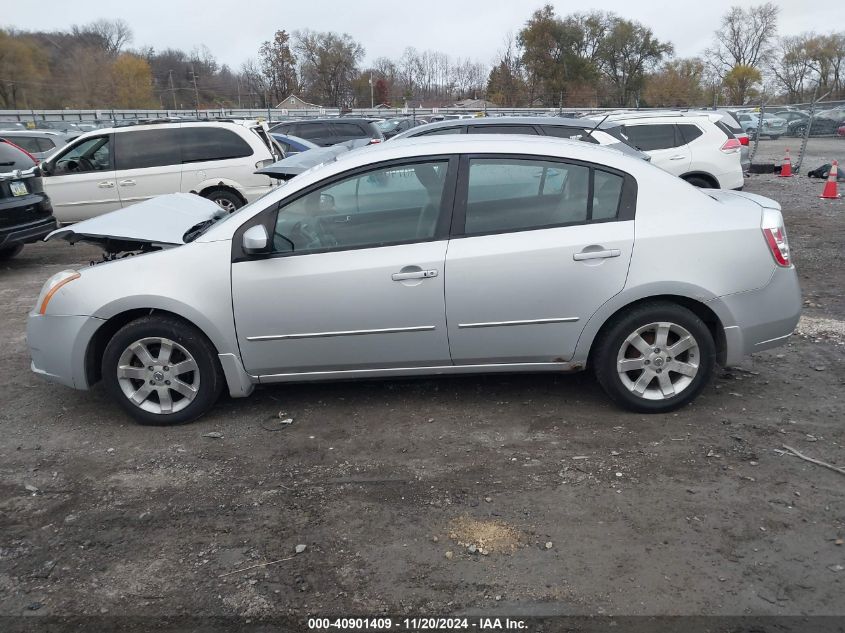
376, 120, 401, 132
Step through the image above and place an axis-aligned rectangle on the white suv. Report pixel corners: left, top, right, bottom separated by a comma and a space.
40, 120, 282, 222
591, 112, 744, 190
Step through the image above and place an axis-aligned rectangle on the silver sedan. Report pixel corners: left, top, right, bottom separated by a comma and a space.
28, 135, 801, 424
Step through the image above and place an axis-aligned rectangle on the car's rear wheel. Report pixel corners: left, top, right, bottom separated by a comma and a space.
0, 244, 24, 259
684, 175, 715, 188
204, 189, 243, 213
769, 135, 781, 140
593, 302, 715, 413
102, 316, 224, 425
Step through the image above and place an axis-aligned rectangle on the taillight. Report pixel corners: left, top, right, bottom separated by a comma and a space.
761, 212, 790, 267
720, 138, 741, 152
368, 138, 382, 145
738, 136, 749, 146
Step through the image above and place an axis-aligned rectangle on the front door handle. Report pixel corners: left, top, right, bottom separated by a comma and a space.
392, 269, 438, 281
119, 179, 136, 187
573, 249, 621, 261
98, 181, 115, 189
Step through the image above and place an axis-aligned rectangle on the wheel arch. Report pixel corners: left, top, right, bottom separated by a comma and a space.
577, 292, 728, 369
194, 182, 247, 205
680, 171, 720, 188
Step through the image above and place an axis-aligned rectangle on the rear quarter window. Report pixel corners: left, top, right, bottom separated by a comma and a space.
677, 124, 704, 144
180, 127, 253, 163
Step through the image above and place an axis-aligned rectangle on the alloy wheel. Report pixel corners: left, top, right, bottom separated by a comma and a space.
213, 197, 237, 213
116, 337, 200, 414
616, 322, 700, 401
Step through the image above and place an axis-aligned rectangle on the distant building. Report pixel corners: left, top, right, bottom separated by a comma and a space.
274, 94, 322, 110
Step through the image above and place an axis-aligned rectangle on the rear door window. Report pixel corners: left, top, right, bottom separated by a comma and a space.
295, 122, 334, 143
463, 158, 590, 234
37, 137, 57, 152
180, 127, 253, 163
115, 128, 181, 170
622, 124, 679, 150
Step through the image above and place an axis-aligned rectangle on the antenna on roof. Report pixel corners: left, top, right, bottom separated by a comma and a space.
584, 114, 609, 140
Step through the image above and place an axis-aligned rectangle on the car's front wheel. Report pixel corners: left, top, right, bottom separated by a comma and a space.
204, 189, 243, 214
593, 302, 715, 413
102, 316, 224, 425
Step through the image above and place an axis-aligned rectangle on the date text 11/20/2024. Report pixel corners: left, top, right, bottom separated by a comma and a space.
307, 617, 528, 630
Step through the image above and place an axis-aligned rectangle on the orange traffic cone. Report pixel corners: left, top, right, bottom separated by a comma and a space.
821, 160, 841, 199
779, 148, 792, 177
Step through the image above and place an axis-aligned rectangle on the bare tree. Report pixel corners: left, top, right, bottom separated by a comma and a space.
294, 30, 364, 107
707, 3, 779, 75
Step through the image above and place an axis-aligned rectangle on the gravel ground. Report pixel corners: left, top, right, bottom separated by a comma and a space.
0, 170, 843, 626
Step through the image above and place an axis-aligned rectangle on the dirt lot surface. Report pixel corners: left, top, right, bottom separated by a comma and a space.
1, 167, 844, 626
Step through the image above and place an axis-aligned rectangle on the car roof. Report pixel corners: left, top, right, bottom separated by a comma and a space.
273, 118, 375, 125
0, 129, 65, 137
68, 119, 259, 139
392, 116, 621, 140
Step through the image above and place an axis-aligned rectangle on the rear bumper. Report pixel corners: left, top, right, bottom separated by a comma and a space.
27, 313, 104, 390
709, 266, 802, 366
0, 215, 57, 250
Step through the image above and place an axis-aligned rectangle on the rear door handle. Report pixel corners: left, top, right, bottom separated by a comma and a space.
392, 269, 438, 281
119, 179, 136, 187
98, 181, 115, 189
573, 249, 620, 261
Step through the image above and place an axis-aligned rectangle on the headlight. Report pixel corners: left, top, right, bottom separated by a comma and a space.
35, 270, 81, 315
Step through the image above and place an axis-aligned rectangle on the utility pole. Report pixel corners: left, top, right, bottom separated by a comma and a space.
370, 73, 374, 109
168, 70, 177, 110
190, 64, 200, 115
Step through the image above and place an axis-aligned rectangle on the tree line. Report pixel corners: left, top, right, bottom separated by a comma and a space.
0, 5, 842, 111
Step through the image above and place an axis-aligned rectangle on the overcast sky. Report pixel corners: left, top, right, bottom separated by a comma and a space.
5, 0, 839, 69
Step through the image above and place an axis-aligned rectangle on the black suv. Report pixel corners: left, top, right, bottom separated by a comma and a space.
0, 139, 57, 259
269, 118, 384, 147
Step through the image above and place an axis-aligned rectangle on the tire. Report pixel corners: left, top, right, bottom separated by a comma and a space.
203, 189, 243, 214
593, 302, 716, 414
684, 176, 715, 189
101, 315, 224, 425
769, 135, 781, 140
0, 244, 24, 260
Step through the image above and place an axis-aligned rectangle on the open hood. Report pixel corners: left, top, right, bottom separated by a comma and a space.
46, 193, 224, 252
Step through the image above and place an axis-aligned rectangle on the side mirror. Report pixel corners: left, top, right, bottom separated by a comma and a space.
242, 224, 269, 255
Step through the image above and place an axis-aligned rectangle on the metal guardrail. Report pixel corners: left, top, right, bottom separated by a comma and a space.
0, 105, 772, 123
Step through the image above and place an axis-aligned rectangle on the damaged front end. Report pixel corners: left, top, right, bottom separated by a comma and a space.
46, 193, 226, 263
